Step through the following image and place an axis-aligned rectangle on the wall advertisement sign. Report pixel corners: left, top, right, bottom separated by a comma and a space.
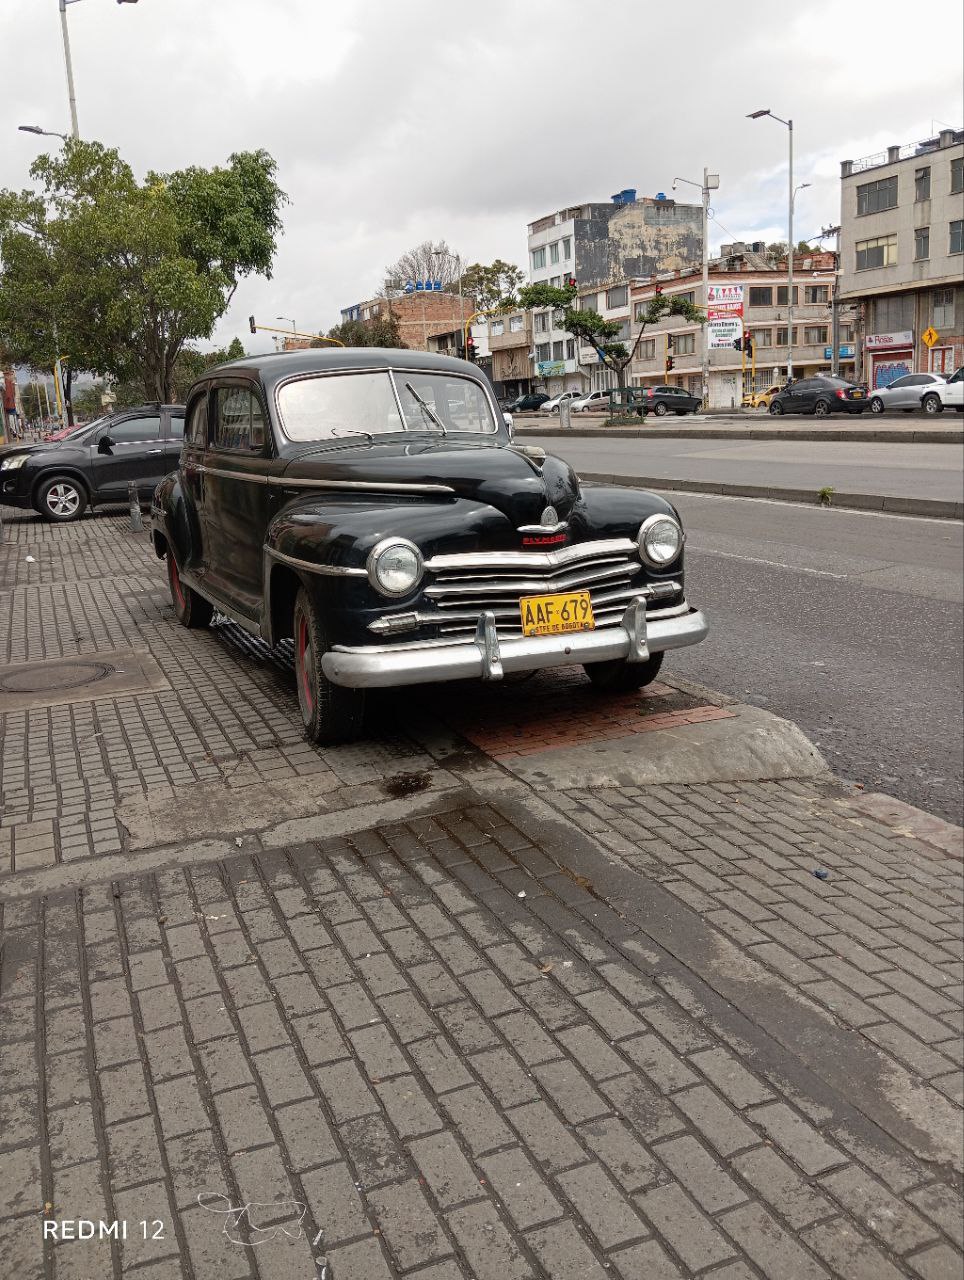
706, 284, 744, 349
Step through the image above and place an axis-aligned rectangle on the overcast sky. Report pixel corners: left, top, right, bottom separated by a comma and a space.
3, 0, 962, 356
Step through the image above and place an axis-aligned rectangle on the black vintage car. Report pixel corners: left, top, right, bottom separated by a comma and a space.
151, 350, 708, 743
0, 405, 185, 521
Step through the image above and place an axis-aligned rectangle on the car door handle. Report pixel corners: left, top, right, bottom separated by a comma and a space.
147, 448, 164, 454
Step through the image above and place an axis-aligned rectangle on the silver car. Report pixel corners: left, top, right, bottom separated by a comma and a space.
869, 372, 946, 413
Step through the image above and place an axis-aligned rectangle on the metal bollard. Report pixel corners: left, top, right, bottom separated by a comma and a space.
128, 481, 143, 531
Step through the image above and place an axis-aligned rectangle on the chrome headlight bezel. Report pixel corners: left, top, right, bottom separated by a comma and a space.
0, 453, 30, 471
367, 537, 424, 598
638, 513, 684, 567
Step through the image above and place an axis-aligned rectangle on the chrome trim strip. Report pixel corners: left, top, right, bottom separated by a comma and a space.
323, 608, 709, 688
425, 538, 638, 573
265, 547, 368, 577
364, 596, 690, 641
198, 465, 269, 485
516, 521, 569, 534
267, 476, 456, 495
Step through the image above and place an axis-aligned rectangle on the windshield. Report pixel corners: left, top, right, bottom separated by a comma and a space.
277, 370, 498, 443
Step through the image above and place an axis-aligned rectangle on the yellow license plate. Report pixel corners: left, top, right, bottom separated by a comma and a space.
520, 591, 595, 637
852, 391, 864, 398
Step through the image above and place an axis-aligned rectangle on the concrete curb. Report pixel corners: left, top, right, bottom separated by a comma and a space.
579, 471, 964, 520
516, 423, 964, 444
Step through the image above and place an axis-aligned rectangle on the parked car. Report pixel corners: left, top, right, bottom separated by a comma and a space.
570, 389, 610, 413
152, 350, 708, 744
638, 386, 703, 417
0, 405, 184, 521
742, 385, 786, 410
539, 390, 583, 413
769, 377, 868, 416
504, 392, 550, 413
921, 367, 964, 414
868, 372, 946, 414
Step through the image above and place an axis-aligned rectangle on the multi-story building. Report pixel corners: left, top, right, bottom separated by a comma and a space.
337, 291, 476, 352
527, 191, 703, 395
838, 128, 963, 387
626, 244, 855, 406
486, 310, 532, 400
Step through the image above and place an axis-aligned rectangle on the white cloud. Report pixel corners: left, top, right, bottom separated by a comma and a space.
3, 0, 961, 357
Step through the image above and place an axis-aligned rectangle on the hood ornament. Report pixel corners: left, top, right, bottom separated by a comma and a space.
540, 505, 558, 527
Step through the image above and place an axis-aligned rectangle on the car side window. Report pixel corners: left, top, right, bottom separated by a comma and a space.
889, 375, 913, 388
169, 415, 185, 438
105, 417, 161, 443
185, 395, 209, 447
214, 387, 266, 452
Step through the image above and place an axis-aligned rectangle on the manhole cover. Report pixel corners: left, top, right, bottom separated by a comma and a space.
0, 660, 115, 695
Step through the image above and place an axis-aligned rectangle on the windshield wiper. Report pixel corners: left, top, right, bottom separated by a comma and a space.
403, 382, 447, 436
329, 428, 375, 443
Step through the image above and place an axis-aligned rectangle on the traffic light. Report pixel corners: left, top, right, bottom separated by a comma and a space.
745, 335, 754, 358
665, 356, 674, 372
732, 336, 742, 351
565, 276, 576, 288
249, 316, 257, 334
654, 284, 663, 297
465, 337, 477, 362
666, 334, 675, 351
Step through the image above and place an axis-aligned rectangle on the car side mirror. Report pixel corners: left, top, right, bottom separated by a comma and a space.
503, 412, 514, 440
97, 435, 113, 454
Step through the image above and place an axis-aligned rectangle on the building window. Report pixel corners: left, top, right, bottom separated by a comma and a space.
675, 332, 696, 354
638, 339, 656, 360
565, 339, 575, 360
751, 328, 773, 347
804, 325, 828, 344
749, 287, 773, 306
490, 319, 504, 336
535, 312, 549, 333
952, 157, 964, 194
552, 309, 566, 327
549, 276, 561, 287
606, 285, 628, 309
950, 220, 964, 255
581, 293, 599, 312
933, 288, 955, 328
535, 343, 551, 362
856, 234, 898, 270
549, 241, 560, 264
804, 285, 829, 305
776, 327, 798, 346
562, 237, 572, 259
914, 227, 930, 260
856, 175, 898, 215
531, 247, 546, 270
611, 319, 631, 342
914, 167, 931, 201
840, 323, 854, 342
675, 290, 696, 305
552, 340, 564, 360
776, 285, 799, 306
872, 294, 914, 330
509, 314, 525, 332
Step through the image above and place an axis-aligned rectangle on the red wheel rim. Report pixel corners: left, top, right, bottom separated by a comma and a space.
169, 556, 185, 609
296, 614, 314, 716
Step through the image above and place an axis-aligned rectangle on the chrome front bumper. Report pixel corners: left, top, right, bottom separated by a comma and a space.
322, 599, 708, 689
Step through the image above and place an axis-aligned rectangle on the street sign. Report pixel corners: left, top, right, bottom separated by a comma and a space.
921, 326, 939, 348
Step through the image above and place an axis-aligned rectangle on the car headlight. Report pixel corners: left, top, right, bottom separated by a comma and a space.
638, 514, 683, 567
0, 454, 29, 471
367, 538, 424, 597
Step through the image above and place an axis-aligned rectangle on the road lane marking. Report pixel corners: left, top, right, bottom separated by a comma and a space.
690, 547, 849, 578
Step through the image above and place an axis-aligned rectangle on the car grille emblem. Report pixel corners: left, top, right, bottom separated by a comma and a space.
540, 506, 558, 527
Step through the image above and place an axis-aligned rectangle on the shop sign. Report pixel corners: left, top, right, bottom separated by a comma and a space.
865, 331, 913, 350
707, 284, 744, 349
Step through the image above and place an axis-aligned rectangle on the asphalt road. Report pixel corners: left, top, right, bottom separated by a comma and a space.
528, 435, 964, 502
656, 493, 963, 823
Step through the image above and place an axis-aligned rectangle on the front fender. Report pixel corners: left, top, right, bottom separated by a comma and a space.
150, 470, 199, 570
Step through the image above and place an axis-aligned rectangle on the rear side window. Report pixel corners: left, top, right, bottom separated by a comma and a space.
107, 416, 161, 442
185, 395, 208, 446
214, 387, 266, 452
169, 416, 185, 438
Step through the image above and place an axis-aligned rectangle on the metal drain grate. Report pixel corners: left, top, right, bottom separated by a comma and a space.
0, 660, 115, 695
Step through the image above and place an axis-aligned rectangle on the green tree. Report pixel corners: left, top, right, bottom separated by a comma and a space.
0, 140, 286, 409
456, 259, 524, 312
170, 336, 246, 398
518, 281, 705, 389
323, 315, 402, 348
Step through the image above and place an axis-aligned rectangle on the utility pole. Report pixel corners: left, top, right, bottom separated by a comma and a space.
672, 169, 719, 408
59, 0, 80, 140
787, 118, 794, 382
822, 224, 842, 377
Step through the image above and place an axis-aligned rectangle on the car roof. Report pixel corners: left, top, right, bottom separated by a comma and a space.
199, 347, 488, 396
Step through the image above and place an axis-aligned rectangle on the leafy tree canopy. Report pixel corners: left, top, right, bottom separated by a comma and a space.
518, 281, 705, 387
322, 315, 402, 348
0, 140, 286, 407
455, 259, 524, 312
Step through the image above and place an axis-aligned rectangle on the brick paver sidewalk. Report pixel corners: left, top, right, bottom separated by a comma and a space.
1, 507, 962, 1280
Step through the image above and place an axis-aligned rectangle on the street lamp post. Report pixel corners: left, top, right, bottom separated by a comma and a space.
57, 0, 139, 143
276, 316, 296, 348
672, 168, 719, 409
748, 108, 797, 381
18, 124, 70, 141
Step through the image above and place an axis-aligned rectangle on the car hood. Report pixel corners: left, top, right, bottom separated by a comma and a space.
0, 441, 41, 461
282, 438, 581, 529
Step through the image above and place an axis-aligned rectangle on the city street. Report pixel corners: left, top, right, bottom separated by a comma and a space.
526, 435, 964, 505
666, 494, 964, 823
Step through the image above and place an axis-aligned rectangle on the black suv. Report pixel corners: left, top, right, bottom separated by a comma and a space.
769, 377, 868, 416
0, 404, 184, 521
505, 392, 550, 412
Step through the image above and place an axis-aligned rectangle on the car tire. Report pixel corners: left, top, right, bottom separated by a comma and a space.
35, 474, 88, 522
293, 586, 366, 745
769, 401, 784, 415
653, 402, 668, 416
869, 397, 884, 414
167, 551, 214, 628
585, 651, 664, 693
922, 394, 943, 415
813, 400, 832, 417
